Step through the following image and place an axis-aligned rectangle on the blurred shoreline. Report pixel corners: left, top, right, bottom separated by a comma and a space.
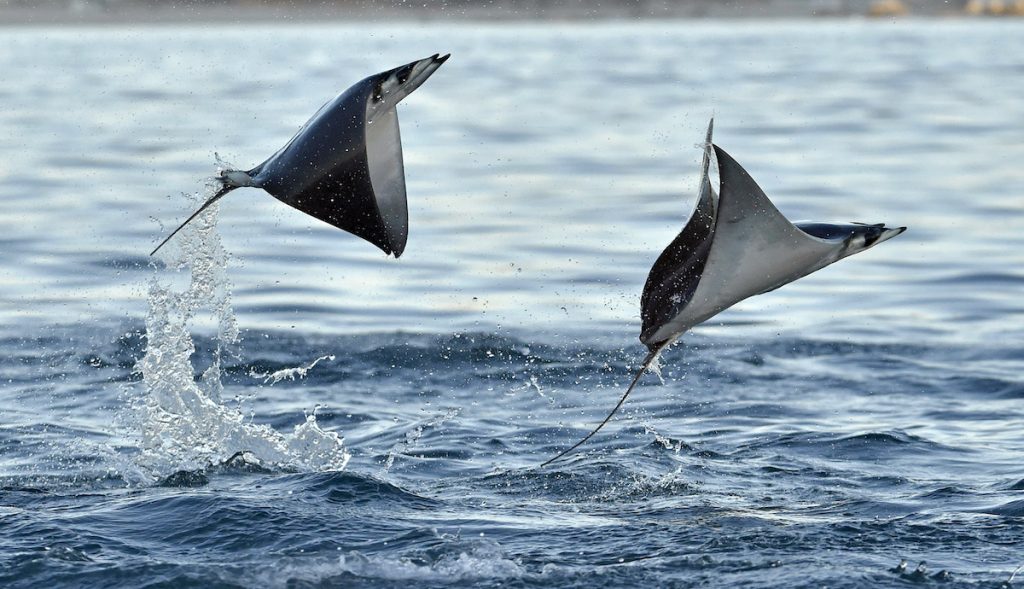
1, 0, 1019, 26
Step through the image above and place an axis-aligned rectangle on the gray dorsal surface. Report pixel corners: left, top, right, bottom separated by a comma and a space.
642, 132, 907, 348
543, 120, 906, 466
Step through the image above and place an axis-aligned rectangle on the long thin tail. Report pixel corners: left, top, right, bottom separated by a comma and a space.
150, 183, 237, 256
540, 342, 670, 468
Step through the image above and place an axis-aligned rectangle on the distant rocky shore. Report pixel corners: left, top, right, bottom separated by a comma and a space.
1, 0, 1021, 24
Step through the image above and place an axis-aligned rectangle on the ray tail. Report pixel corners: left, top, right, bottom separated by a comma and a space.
541, 342, 671, 468
150, 184, 237, 256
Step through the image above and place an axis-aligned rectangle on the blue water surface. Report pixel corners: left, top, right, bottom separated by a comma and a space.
1, 19, 1023, 588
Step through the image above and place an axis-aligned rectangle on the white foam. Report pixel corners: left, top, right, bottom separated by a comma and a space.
337, 543, 524, 581
238, 539, 524, 587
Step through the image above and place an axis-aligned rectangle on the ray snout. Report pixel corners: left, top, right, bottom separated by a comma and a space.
393, 53, 450, 102
867, 225, 907, 248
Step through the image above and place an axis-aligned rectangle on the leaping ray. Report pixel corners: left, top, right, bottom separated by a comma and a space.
151, 53, 450, 257
542, 119, 906, 467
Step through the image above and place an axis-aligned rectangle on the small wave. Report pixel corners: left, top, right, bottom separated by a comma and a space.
916, 485, 969, 500
156, 451, 277, 487
40, 543, 95, 563
920, 271, 1024, 286
835, 431, 924, 445
975, 499, 1024, 517
756, 337, 922, 360
293, 471, 438, 508
158, 470, 209, 488
952, 375, 1024, 399
481, 459, 696, 505
747, 429, 954, 462
481, 463, 625, 503
239, 536, 523, 587
591, 466, 698, 503
338, 541, 523, 582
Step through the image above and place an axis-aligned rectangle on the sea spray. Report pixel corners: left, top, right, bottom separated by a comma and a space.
381, 408, 460, 475
130, 189, 349, 480
250, 354, 336, 385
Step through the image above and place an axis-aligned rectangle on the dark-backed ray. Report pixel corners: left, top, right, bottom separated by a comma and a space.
151, 54, 449, 257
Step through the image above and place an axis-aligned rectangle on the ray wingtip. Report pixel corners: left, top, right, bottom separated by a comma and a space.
710, 142, 726, 161
390, 237, 408, 259
710, 142, 737, 165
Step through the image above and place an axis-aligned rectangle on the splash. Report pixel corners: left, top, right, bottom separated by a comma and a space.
642, 423, 686, 452
250, 355, 336, 385
647, 351, 665, 384
130, 189, 349, 480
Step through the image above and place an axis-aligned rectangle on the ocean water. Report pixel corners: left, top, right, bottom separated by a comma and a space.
1, 18, 1024, 588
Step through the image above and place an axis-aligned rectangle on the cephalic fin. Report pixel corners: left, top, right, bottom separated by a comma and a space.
540, 340, 673, 468
150, 183, 238, 256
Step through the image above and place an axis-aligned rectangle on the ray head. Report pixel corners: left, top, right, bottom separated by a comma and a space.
796, 222, 907, 260
370, 53, 450, 114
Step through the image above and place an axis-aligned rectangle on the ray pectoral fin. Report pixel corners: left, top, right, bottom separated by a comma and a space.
540, 344, 669, 468
365, 106, 409, 257
700, 117, 714, 177
150, 184, 237, 256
